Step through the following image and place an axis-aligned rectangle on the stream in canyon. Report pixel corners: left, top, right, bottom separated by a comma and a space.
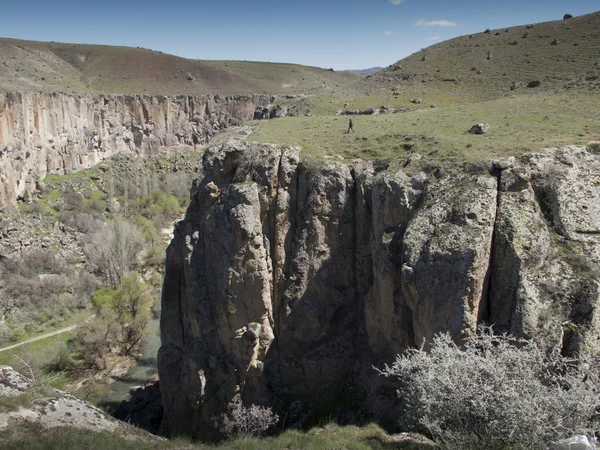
104, 314, 161, 405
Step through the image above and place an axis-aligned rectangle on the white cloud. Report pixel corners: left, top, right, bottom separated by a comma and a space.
426, 36, 441, 41
384, 31, 394, 36
389, 0, 405, 5
416, 19, 457, 27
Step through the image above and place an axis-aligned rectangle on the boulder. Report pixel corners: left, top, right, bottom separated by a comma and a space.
527, 80, 541, 88
0, 365, 122, 433
269, 105, 288, 119
549, 435, 595, 450
491, 156, 515, 172
469, 123, 490, 134
254, 106, 271, 120
0, 365, 31, 396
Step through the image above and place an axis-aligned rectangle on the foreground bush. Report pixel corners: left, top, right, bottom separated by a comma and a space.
220, 396, 279, 438
379, 328, 599, 450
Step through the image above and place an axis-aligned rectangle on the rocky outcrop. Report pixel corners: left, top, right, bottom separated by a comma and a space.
159, 142, 600, 438
0, 365, 122, 432
490, 147, 600, 357
0, 92, 271, 206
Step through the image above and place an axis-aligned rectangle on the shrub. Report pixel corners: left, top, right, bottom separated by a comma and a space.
23, 201, 43, 215
44, 342, 75, 372
138, 190, 181, 223
378, 328, 599, 450
63, 190, 85, 211
220, 396, 279, 438
135, 214, 160, 246
146, 244, 167, 268
59, 211, 103, 233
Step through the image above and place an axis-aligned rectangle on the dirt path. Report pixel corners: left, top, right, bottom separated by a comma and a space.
0, 325, 77, 353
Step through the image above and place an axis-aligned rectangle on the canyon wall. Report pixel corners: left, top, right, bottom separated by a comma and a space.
158, 140, 600, 438
0, 92, 270, 206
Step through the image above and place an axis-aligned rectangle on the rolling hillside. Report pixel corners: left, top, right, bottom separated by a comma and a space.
365, 10, 600, 99
0, 38, 359, 95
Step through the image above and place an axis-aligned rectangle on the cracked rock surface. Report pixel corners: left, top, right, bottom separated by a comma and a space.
159, 142, 600, 438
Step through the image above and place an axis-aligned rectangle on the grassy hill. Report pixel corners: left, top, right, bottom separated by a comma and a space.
0, 38, 359, 95
364, 11, 600, 100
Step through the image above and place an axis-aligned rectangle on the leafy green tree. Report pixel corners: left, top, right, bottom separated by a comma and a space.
81, 273, 154, 360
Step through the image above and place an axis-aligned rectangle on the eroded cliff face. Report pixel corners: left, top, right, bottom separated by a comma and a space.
159, 141, 600, 438
0, 92, 270, 206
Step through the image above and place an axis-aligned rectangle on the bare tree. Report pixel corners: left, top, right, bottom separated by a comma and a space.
86, 217, 144, 287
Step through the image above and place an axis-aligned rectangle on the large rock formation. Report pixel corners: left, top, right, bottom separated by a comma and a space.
0, 92, 270, 206
159, 142, 600, 438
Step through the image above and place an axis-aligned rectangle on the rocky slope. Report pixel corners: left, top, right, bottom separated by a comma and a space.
366, 10, 600, 98
159, 140, 600, 438
0, 92, 270, 207
0, 365, 123, 432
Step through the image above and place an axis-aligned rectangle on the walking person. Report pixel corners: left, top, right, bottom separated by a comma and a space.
347, 118, 355, 133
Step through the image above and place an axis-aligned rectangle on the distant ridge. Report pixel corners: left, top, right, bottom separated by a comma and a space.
0, 38, 360, 95
365, 10, 600, 98
342, 67, 383, 75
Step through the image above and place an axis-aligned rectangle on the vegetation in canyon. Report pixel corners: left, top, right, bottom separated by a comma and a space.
0, 152, 199, 394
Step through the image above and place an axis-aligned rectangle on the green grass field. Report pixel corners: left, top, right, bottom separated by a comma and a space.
0, 330, 75, 388
250, 91, 600, 169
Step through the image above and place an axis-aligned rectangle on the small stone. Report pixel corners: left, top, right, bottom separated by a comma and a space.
492, 157, 515, 171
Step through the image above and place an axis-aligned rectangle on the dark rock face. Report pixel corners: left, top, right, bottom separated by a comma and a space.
159, 142, 600, 438
113, 382, 163, 434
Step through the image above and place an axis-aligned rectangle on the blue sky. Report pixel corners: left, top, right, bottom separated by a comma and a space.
1, 0, 598, 70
